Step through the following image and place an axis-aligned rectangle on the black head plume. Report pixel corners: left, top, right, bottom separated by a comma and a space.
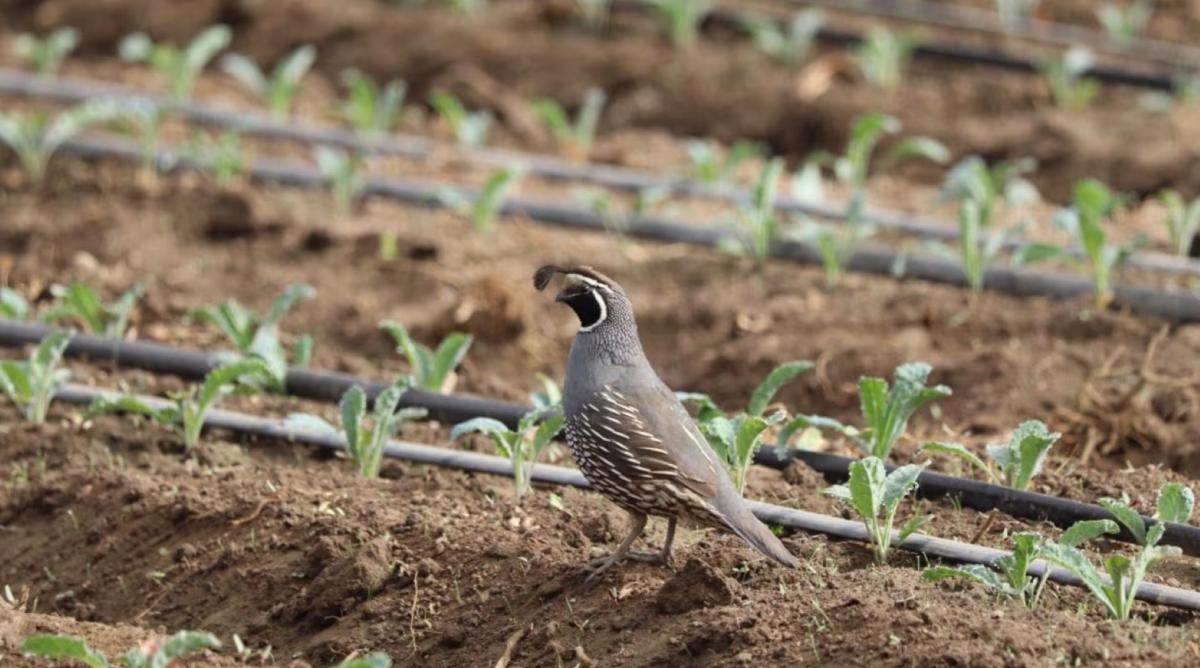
533, 265, 568, 292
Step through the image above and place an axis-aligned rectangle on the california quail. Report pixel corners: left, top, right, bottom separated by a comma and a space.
534, 265, 798, 578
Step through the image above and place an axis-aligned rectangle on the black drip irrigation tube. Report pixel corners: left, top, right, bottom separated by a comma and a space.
48, 382, 1200, 614
2, 68, 1199, 280
52, 133, 1200, 324
6, 319, 1200, 558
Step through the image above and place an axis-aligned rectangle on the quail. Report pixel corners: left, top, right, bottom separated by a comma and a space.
534, 265, 798, 578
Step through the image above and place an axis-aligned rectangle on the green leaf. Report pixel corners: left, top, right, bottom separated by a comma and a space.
451, 417, 513, 443
1100, 498, 1147, 545
882, 463, 925, 510
922, 564, 1007, 592
21, 634, 109, 668
431, 332, 472, 391
264, 284, 315, 326
0, 287, 29, 319
148, 631, 221, 668
1038, 542, 1117, 618
1059, 519, 1119, 548
530, 414, 565, 454
898, 513, 932, 540
197, 358, 270, 416
997, 419, 1059, 490
1014, 242, 1068, 266
747, 360, 813, 417
919, 441, 994, 482
340, 385, 367, 455
84, 394, 178, 425
283, 413, 341, 438
337, 652, 393, 668
220, 53, 268, 95
1155, 483, 1195, 524
847, 456, 887, 521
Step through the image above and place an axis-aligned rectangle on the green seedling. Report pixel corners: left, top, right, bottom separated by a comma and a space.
1100, 482, 1195, 546
646, 0, 712, 49
286, 381, 427, 478
40, 281, 144, 338
0, 331, 72, 424
531, 87, 606, 160
436, 167, 522, 234
740, 9, 823, 66
428, 89, 492, 147
679, 360, 813, 492
722, 157, 784, 263
112, 100, 168, 173
0, 288, 31, 319
573, 187, 630, 241
221, 44, 317, 120
85, 358, 271, 451
336, 653, 393, 668
854, 27, 921, 90
339, 69, 407, 137
0, 101, 120, 184
529, 372, 562, 412
314, 146, 366, 215
118, 25, 231, 102
1157, 189, 1200, 257
824, 457, 930, 564
185, 130, 247, 187
13, 27, 79, 77
1040, 46, 1100, 110
1017, 179, 1142, 309
686, 139, 764, 184
995, 0, 1041, 30
923, 519, 1116, 609
22, 631, 221, 668
920, 419, 1059, 490
452, 407, 564, 498
1097, 1, 1152, 47
576, 0, 611, 29
189, 283, 316, 390
379, 320, 472, 393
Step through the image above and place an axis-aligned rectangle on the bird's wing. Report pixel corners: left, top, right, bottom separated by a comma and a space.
592, 381, 725, 500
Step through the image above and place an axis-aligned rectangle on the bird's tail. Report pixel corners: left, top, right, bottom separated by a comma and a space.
718, 496, 798, 568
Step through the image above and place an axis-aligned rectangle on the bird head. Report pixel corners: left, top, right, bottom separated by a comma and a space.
533, 265, 627, 332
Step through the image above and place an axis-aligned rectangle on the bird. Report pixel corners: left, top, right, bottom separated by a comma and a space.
533, 264, 798, 579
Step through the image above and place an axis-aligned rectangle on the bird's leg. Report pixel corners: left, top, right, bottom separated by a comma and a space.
584, 511, 648, 581
658, 517, 677, 565
617, 516, 676, 564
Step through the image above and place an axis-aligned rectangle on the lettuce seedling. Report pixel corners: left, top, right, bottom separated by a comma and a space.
531, 87, 606, 161
854, 27, 921, 90
339, 69, 407, 137
1157, 189, 1200, 257
739, 10, 823, 67
1100, 482, 1195, 546
0, 288, 31, 319
118, 25, 231, 102
723, 157, 783, 263
436, 167, 522, 234
686, 139, 763, 184
0, 101, 120, 184
996, 0, 1041, 30
0, 330, 72, 424
85, 358, 271, 451
185, 130, 247, 187
112, 100, 168, 173
40, 281, 144, 338
189, 284, 316, 390
1040, 46, 1100, 110
1097, 1, 1152, 47
221, 44, 317, 120
679, 360, 813, 492
920, 419, 1059, 491
452, 406, 564, 498
286, 381, 427, 478
1017, 179, 1142, 309
23, 631, 221, 668
379, 320, 472, 393
646, 0, 713, 49
824, 457, 930, 564
13, 27, 79, 78
314, 146, 366, 216
428, 89, 492, 147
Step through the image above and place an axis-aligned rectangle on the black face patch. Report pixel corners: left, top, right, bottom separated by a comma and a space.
563, 290, 603, 329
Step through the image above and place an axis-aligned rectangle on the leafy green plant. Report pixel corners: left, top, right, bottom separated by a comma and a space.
336, 653, 393, 668
1017, 179, 1142, 309
314, 146, 366, 215
339, 69, 407, 137
0, 288, 30, 319
118, 25, 231, 102
576, 0, 611, 29
686, 139, 763, 184
40, 282, 144, 338
646, 0, 712, 49
854, 27, 921, 90
1157, 189, 1200, 257
189, 284, 315, 390
1100, 482, 1195, 546
452, 407, 564, 498
379, 320, 472, 393
1040, 46, 1100, 110
23, 631, 221, 668
113, 100, 168, 173
221, 44, 317, 120
679, 360, 813, 492
824, 457, 930, 564
436, 167, 522, 234
920, 419, 1060, 490
1097, 1, 1152, 47
428, 89, 491, 147
740, 9, 823, 66
0, 331, 72, 424
996, 0, 1041, 30
286, 380, 426, 478
0, 101, 120, 184
85, 359, 271, 451
923, 519, 1116, 609
722, 157, 783, 263
13, 27, 79, 77
531, 87, 606, 160
185, 130, 247, 187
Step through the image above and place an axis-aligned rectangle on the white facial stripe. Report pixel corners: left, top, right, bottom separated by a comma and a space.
578, 289, 607, 332
570, 274, 614, 294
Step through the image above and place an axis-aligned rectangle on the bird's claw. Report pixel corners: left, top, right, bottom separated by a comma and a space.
581, 550, 670, 582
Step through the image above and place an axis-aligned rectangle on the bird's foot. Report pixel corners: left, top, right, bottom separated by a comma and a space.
582, 550, 669, 582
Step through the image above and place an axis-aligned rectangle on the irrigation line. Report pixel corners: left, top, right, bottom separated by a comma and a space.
5, 320, 1200, 557
48, 382, 1200, 613
3, 68, 1199, 279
